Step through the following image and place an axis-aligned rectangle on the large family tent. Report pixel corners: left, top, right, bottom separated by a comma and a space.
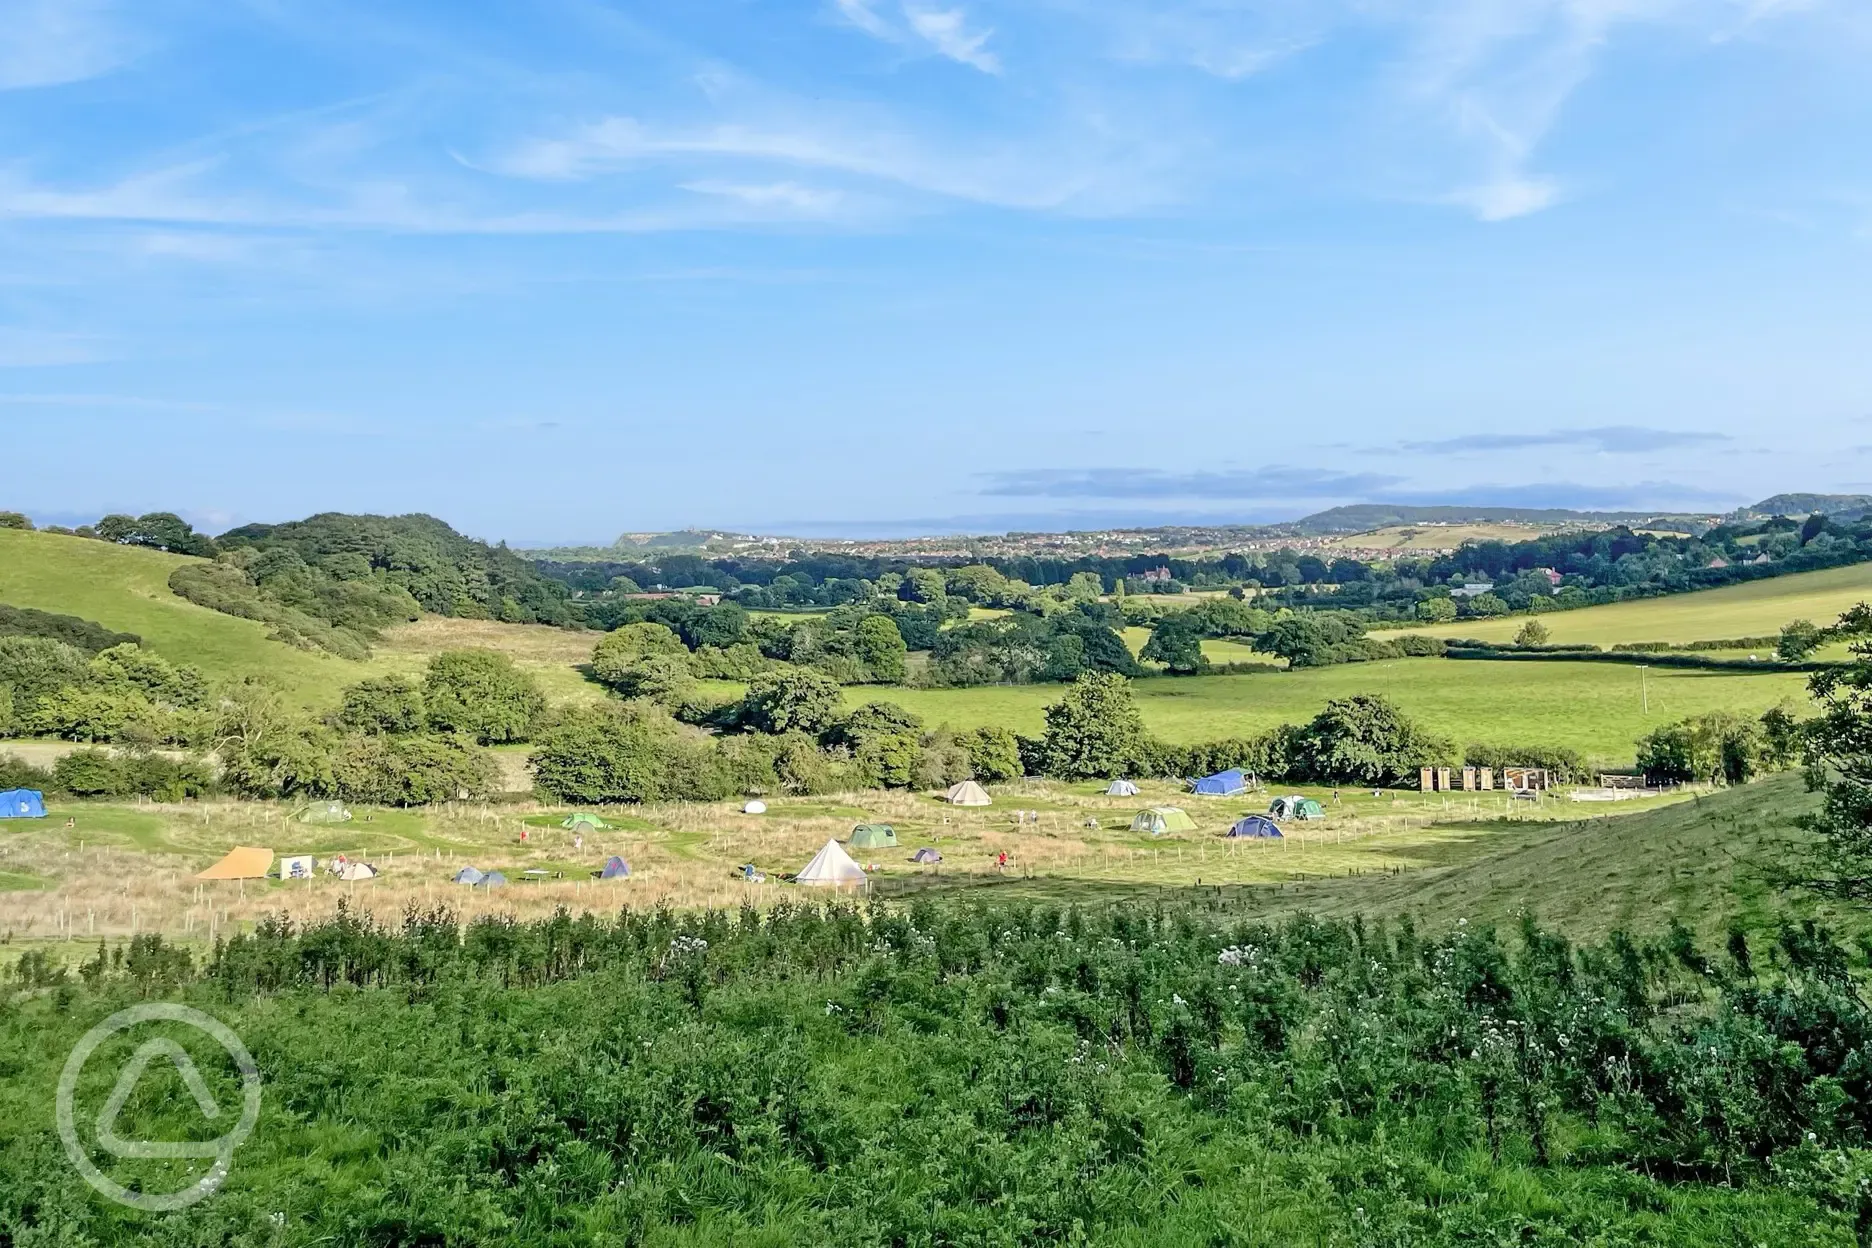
453, 866, 486, 886
0, 789, 46, 819
562, 813, 609, 832
741, 800, 767, 815
197, 846, 273, 880
1130, 807, 1196, 836
1104, 779, 1140, 798
295, 801, 352, 825
796, 839, 867, 887
1269, 796, 1325, 821
1226, 815, 1282, 839
1191, 769, 1247, 797
944, 780, 992, 806
599, 856, 631, 880
849, 823, 898, 849
276, 854, 316, 880
911, 847, 943, 864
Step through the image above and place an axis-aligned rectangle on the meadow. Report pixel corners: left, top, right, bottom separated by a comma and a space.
848, 659, 1808, 764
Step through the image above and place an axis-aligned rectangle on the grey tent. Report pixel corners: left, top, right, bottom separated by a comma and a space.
453, 866, 486, 885
296, 801, 352, 824
911, 847, 943, 864
599, 856, 631, 880
1105, 779, 1140, 797
477, 871, 508, 889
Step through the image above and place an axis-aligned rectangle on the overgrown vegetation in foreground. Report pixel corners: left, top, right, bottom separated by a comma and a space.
9, 899, 1872, 1244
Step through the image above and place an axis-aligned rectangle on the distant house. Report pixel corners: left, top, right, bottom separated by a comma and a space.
1534, 567, 1563, 586
1450, 582, 1496, 599
1752, 553, 1772, 565
1136, 566, 1173, 584
1705, 556, 1729, 570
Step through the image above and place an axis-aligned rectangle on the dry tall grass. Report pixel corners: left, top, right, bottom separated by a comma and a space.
0, 781, 1692, 948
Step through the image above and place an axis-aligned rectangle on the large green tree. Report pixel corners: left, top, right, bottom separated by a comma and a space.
1794, 605, 1872, 899
739, 669, 845, 737
1140, 615, 1207, 675
1036, 672, 1147, 779
422, 649, 546, 744
1295, 694, 1448, 786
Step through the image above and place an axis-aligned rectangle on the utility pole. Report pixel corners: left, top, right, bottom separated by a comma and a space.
1637, 664, 1648, 715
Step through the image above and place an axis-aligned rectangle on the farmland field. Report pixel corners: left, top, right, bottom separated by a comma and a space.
1319, 522, 1568, 550
851, 659, 1808, 765
1392, 560, 1872, 646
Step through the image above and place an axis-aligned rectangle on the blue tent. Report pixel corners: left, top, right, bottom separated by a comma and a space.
599, 856, 631, 880
1226, 815, 1282, 839
1191, 769, 1246, 797
0, 789, 46, 819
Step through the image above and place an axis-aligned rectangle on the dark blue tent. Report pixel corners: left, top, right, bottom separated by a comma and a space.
1191, 769, 1246, 797
0, 789, 46, 819
1226, 815, 1282, 839
599, 856, 631, 880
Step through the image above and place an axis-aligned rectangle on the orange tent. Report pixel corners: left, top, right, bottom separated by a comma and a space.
196, 846, 274, 880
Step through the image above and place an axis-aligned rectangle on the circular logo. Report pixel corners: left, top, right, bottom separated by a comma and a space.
55, 1003, 262, 1212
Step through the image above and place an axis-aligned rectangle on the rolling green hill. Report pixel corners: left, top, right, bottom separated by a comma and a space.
1394, 560, 1872, 647
0, 528, 369, 704
0, 529, 601, 708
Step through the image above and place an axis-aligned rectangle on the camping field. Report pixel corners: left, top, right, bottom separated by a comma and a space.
0, 776, 1707, 948
1392, 560, 1872, 647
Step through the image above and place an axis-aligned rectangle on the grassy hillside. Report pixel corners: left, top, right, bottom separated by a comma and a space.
1395, 560, 1872, 646
0, 529, 601, 708
1267, 772, 1833, 942
858, 658, 1809, 765
0, 529, 367, 704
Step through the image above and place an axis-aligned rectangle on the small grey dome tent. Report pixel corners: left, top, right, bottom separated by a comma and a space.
453, 866, 486, 885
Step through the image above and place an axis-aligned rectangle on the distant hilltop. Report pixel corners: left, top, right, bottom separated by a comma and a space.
520, 493, 1858, 560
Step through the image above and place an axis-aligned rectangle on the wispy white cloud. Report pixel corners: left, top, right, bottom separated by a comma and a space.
494, 108, 1177, 214
904, 7, 1001, 73
679, 179, 846, 214
832, 0, 1001, 73
0, 0, 143, 90
0, 329, 110, 367
832, 0, 895, 41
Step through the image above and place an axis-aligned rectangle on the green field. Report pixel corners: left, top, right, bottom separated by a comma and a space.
1394, 560, 1872, 646
858, 658, 1808, 765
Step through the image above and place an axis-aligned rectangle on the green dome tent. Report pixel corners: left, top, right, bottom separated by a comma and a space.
1269, 796, 1325, 821
1130, 807, 1196, 836
849, 823, 898, 849
562, 813, 609, 832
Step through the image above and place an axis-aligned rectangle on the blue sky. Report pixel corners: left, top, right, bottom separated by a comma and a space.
1, 0, 1869, 543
